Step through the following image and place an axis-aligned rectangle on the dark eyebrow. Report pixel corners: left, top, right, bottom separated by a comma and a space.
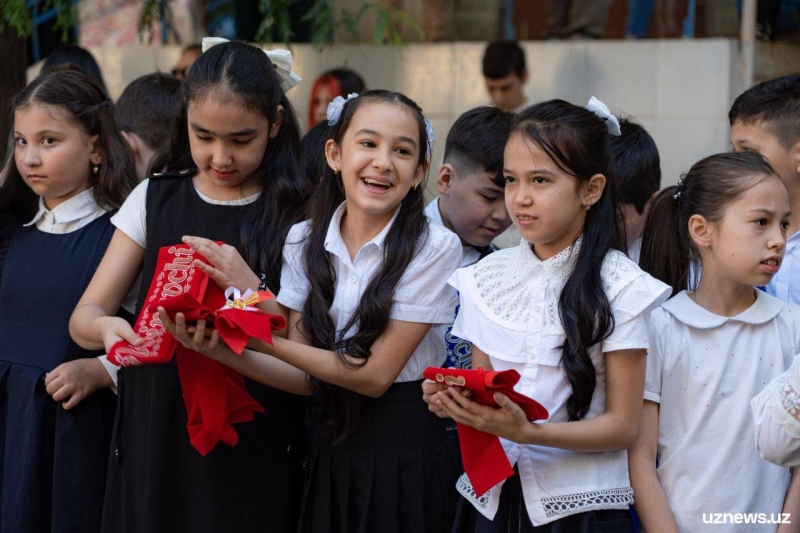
355, 128, 380, 137
355, 128, 417, 148
13, 129, 64, 137
748, 208, 780, 217
190, 122, 258, 137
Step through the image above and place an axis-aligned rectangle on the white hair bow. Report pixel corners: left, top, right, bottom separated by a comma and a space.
327, 93, 360, 126
201, 37, 302, 92
586, 96, 621, 136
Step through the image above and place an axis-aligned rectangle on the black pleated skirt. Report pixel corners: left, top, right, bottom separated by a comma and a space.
453, 470, 635, 533
299, 380, 459, 533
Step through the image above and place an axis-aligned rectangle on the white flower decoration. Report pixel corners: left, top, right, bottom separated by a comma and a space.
586, 96, 621, 136
327, 93, 360, 126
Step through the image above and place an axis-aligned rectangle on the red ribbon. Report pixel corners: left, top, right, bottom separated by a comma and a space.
423, 367, 549, 497
108, 244, 285, 456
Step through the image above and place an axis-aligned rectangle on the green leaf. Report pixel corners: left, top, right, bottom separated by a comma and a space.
373, 8, 389, 43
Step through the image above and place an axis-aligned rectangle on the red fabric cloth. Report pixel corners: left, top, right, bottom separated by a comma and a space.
423, 367, 549, 496
108, 244, 285, 456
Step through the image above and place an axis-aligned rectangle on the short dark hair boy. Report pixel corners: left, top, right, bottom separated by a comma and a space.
482, 41, 528, 112
427, 106, 515, 254
609, 118, 661, 260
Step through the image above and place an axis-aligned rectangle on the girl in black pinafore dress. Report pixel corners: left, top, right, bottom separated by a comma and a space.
69, 40, 311, 533
0, 69, 138, 533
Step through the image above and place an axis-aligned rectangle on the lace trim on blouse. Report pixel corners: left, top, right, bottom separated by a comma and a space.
768, 361, 800, 439
541, 487, 634, 518
465, 238, 642, 334
456, 473, 634, 521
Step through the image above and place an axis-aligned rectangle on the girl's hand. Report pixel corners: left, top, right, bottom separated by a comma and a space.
433, 388, 534, 443
422, 379, 472, 418
422, 379, 449, 417
45, 359, 114, 410
182, 236, 262, 294
158, 307, 234, 362
98, 316, 142, 353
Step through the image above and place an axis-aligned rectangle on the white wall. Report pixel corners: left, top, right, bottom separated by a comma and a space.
29, 38, 739, 189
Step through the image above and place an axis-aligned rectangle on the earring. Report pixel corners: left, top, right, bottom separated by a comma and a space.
93, 165, 99, 174
334, 166, 340, 175
585, 203, 591, 211
704, 241, 710, 249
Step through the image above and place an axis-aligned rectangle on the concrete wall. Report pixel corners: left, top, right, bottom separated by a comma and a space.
28, 38, 739, 189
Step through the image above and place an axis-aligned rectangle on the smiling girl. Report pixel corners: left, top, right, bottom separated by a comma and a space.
0, 69, 137, 533
69, 40, 309, 533
631, 152, 800, 533
161, 90, 463, 533
422, 99, 671, 532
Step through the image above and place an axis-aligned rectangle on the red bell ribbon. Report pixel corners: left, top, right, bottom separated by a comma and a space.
108, 244, 285, 456
423, 367, 549, 497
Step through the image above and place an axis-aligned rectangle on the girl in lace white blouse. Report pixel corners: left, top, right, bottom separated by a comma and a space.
422, 99, 671, 532
631, 152, 800, 533
753, 354, 800, 468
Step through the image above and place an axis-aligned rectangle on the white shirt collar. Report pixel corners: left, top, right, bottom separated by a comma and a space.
662, 289, 784, 329
519, 235, 583, 274
24, 188, 101, 227
424, 197, 444, 225
324, 201, 402, 259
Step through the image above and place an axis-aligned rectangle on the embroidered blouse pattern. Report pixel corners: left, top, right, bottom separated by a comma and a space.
451, 238, 670, 525
765, 360, 800, 439
467, 237, 641, 335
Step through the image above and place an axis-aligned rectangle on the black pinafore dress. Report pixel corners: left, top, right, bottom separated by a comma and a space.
0, 215, 116, 533
101, 175, 304, 533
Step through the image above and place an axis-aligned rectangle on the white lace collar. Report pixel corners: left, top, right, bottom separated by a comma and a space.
519, 236, 583, 275
460, 236, 648, 333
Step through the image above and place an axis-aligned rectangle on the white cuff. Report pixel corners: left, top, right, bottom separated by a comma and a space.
98, 355, 119, 393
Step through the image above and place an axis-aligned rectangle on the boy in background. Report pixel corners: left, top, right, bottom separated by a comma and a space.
730, 73, 800, 303
425, 106, 514, 369
609, 118, 661, 263
482, 41, 529, 113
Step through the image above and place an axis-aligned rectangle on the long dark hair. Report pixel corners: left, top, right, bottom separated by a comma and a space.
0, 69, 137, 224
640, 152, 780, 295
150, 41, 310, 287
513, 100, 623, 421
300, 90, 430, 441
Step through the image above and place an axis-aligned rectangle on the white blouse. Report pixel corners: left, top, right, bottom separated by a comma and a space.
277, 201, 462, 382
752, 354, 800, 468
449, 237, 670, 526
646, 290, 799, 533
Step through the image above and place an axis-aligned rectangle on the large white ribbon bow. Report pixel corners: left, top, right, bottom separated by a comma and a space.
586, 96, 621, 136
201, 37, 302, 92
